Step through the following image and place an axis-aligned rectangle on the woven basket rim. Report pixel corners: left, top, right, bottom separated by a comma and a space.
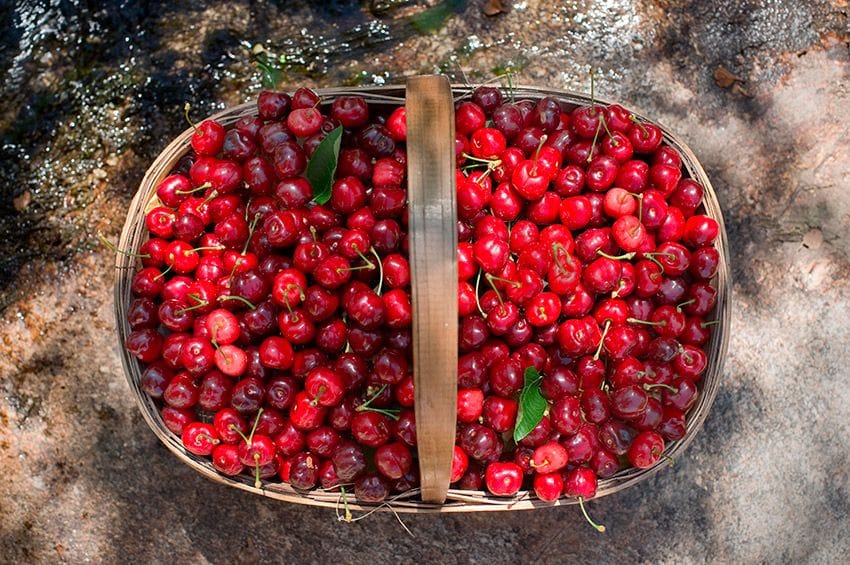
114, 83, 731, 513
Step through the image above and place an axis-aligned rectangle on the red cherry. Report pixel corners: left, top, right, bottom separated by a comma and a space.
484, 462, 523, 496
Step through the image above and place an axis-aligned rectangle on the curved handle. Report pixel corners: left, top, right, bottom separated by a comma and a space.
406, 75, 458, 504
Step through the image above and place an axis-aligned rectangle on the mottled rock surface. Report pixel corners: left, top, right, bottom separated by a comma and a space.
1, 1, 849, 562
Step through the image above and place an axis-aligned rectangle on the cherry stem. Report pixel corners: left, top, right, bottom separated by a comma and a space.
241, 212, 262, 255
551, 242, 575, 274
461, 153, 500, 164
336, 252, 375, 274
484, 273, 507, 315
701, 320, 721, 328
653, 448, 675, 466
370, 247, 384, 295
589, 67, 596, 110
201, 189, 219, 206
153, 262, 173, 281
599, 113, 616, 143
356, 385, 387, 411
596, 250, 635, 261
474, 269, 486, 318
217, 295, 257, 310
587, 118, 604, 162
578, 496, 606, 533
285, 283, 306, 307
254, 453, 262, 489
175, 182, 211, 195
98, 234, 150, 259
676, 298, 696, 312
611, 278, 628, 299
355, 385, 400, 420
195, 433, 220, 445
529, 458, 549, 469
247, 407, 264, 444
311, 385, 327, 407
486, 274, 520, 288
340, 486, 353, 523
184, 102, 198, 132
629, 114, 649, 137
282, 289, 295, 315
530, 134, 549, 175
627, 317, 666, 327
506, 71, 515, 104
643, 382, 678, 393
593, 320, 612, 361
228, 424, 251, 445
175, 299, 210, 316
642, 251, 675, 271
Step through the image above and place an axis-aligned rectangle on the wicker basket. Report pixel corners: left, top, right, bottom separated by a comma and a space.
114, 80, 730, 513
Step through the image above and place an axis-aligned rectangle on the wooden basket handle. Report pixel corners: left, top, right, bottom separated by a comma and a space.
406, 75, 458, 504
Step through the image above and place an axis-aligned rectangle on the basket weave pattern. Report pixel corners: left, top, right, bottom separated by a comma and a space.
115, 85, 730, 512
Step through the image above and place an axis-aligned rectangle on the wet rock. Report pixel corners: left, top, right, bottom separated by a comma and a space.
1, 1, 849, 562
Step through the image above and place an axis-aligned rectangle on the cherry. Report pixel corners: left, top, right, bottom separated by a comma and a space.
355, 472, 390, 503
351, 411, 391, 448
456, 101, 486, 135
161, 406, 194, 435
212, 444, 244, 475
683, 215, 720, 247
659, 406, 688, 440
591, 448, 621, 479
485, 462, 523, 496
670, 178, 704, 216
581, 388, 611, 424
450, 445, 470, 482
662, 376, 699, 411
304, 368, 345, 407
550, 395, 582, 435
385, 106, 406, 141
182, 422, 220, 455
392, 409, 417, 447
690, 246, 720, 280
457, 389, 485, 423
532, 472, 563, 502
627, 430, 666, 468
530, 442, 568, 474
564, 466, 606, 532
374, 442, 413, 480
139, 362, 173, 399
628, 120, 663, 153
481, 395, 517, 433
191, 119, 226, 156
289, 391, 327, 431
459, 423, 501, 461
328, 95, 368, 129
288, 452, 320, 490
257, 90, 291, 120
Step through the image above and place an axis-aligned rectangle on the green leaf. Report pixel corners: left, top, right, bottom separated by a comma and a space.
410, 0, 464, 34
307, 126, 343, 205
253, 52, 281, 89
513, 367, 547, 443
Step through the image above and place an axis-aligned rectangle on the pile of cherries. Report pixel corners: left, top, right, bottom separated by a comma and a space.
124, 83, 720, 523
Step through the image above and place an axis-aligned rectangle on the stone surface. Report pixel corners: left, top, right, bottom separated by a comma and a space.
1, 1, 849, 562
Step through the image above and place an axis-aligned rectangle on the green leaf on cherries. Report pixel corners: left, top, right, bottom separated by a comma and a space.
307, 125, 343, 205
513, 366, 547, 443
